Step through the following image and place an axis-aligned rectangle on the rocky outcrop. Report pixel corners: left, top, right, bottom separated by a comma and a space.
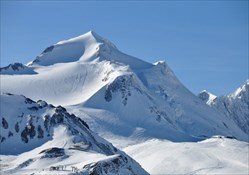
0, 63, 36, 75
82, 154, 147, 175
2, 118, 8, 129
104, 74, 137, 106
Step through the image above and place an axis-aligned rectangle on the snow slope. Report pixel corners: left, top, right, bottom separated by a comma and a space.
124, 137, 249, 175
0, 93, 148, 175
198, 80, 249, 135
77, 60, 247, 142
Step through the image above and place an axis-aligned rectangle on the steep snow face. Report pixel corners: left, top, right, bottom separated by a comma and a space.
0, 93, 148, 175
1, 61, 129, 106
124, 137, 249, 175
198, 80, 249, 135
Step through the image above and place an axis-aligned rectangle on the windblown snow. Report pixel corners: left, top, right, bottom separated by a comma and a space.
1, 30, 248, 175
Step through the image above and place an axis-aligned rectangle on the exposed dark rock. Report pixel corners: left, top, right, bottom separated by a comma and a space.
21, 124, 36, 143
44, 115, 50, 132
8, 131, 13, 137
48, 104, 55, 108
42, 45, 54, 54
226, 136, 237, 139
37, 125, 44, 139
0, 63, 24, 71
29, 124, 36, 139
55, 106, 66, 113
21, 128, 29, 143
25, 98, 35, 104
15, 122, 20, 133
28, 106, 39, 111
17, 159, 34, 169
39, 147, 65, 158
1, 136, 6, 143
69, 114, 89, 129
2, 118, 8, 129
50, 113, 64, 126
105, 88, 112, 102
104, 75, 134, 105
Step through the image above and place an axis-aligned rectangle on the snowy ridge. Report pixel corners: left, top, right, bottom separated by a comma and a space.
0, 93, 148, 175
29, 31, 152, 69
198, 80, 249, 135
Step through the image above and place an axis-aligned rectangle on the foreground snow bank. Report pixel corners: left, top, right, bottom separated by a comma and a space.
124, 137, 249, 175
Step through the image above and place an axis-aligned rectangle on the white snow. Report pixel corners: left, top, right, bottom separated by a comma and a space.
124, 137, 249, 175
1, 31, 248, 175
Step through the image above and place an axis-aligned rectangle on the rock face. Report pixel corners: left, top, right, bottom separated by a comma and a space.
2, 117, 9, 129
198, 90, 217, 105
0, 93, 148, 175
198, 80, 249, 135
39, 147, 65, 158
0, 62, 36, 75
82, 154, 140, 175
105, 74, 134, 106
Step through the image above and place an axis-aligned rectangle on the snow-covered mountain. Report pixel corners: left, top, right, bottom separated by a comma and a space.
1, 31, 247, 142
198, 80, 249, 135
1, 31, 248, 174
0, 93, 148, 175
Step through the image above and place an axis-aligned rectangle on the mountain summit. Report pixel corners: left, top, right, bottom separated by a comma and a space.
29, 31, 152, 69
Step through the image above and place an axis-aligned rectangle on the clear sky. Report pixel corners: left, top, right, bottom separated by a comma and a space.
1, 1, 248, 95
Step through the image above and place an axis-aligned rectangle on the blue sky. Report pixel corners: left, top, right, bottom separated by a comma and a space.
1, 1, 248, 95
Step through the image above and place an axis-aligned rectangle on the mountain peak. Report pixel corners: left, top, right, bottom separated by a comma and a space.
229, 79, 249, 99
198, 90, 217, 105
87, 30, 102, 39
28, 30, 152, 69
